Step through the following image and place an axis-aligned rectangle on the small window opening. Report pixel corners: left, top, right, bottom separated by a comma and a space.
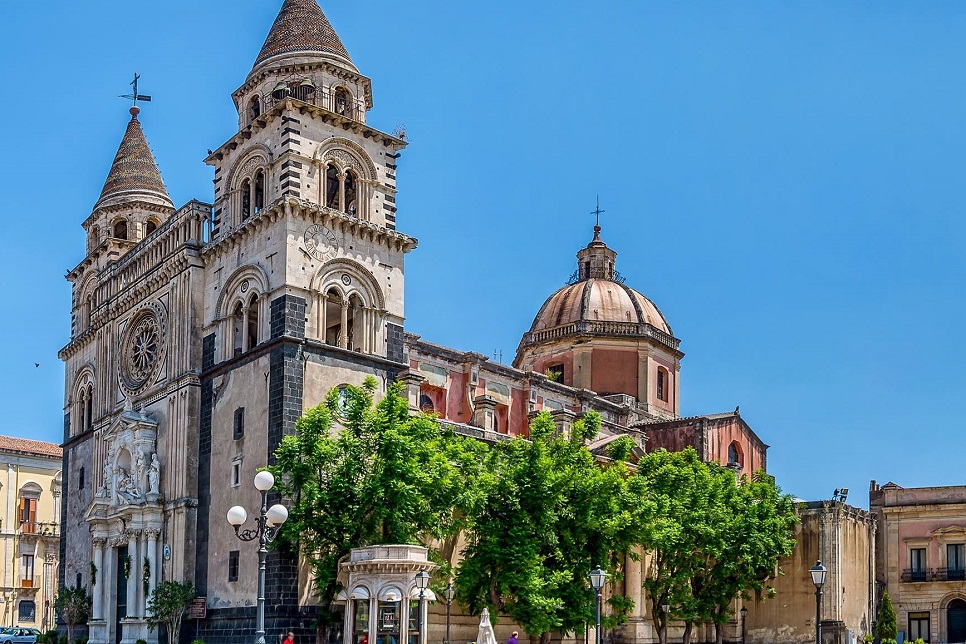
249, 96, 261, 120
79, 466, 85, 490
325, 165, 340, 209
85, 385, 93, 431
334, 88, 350, 116
21, 554, 34, 587
324, 289, 342, 346
231, 461, 241, 487
233, 407, 245, 440
656, 367, 669, 403
254, 170, 265, 212
228, 551, 240, 582
145, 220, 157, 236
546, 364, 564, 383
247, 294, 259, 349
344, 170, 357, 216
113, 220, 128, 240
240, 179, 251, 219
728, 441, 743, 469
419, 395, 435, 413
232, 302, 244, 356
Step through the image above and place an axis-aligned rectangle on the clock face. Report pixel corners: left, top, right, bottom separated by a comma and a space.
304, 224, 337, 261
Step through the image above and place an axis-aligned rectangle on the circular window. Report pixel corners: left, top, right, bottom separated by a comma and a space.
119, 305, 166, 394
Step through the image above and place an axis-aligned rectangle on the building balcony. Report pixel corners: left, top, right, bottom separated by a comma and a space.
901, 568, 966, 582
18, 521, 59, 539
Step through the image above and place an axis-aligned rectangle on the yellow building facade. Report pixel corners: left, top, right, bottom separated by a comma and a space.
0, 436, 62, 632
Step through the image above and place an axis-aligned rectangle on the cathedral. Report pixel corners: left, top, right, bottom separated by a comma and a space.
58, 2, 767, 644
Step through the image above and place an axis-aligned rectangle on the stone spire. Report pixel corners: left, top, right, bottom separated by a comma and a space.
252, 0, 354, 74
94, 107, 172, 211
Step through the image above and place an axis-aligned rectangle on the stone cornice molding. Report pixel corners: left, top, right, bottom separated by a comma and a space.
83, 200, 177, 231
233, 61, 374, 109
203, 197, 417, 263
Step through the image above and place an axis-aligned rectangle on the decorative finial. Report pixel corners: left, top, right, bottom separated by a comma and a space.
119, 73, 152, 109
590, 195, 605, 240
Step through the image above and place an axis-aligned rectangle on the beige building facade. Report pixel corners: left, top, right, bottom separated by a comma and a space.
0, 437, 62, 632
870, 481, 966, 644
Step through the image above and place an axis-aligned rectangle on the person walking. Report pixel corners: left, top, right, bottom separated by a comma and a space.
508, 631, 519, 644
284, 632, 295, 644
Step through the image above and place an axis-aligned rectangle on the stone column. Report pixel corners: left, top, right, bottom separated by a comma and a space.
103, 540, 115, 626
91, 538, 106, 620
625, 549, 643, 618
146, 529, 159, 611
126, 531, 140, 618
340, 299, 349, 348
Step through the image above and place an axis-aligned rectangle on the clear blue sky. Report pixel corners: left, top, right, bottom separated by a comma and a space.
2, 1, 964, 507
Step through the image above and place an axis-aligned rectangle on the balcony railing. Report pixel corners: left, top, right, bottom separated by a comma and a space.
18, 521, 59, 537
901, 568, 966, 582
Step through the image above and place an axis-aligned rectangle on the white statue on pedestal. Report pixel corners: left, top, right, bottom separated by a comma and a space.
148, 454, 160, 495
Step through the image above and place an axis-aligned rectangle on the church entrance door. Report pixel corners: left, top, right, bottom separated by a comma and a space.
116, 546, 128, 644
948, 599, 966, 643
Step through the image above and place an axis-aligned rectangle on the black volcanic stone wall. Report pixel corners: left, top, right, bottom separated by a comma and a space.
386, 323, 405, 363
195, 375, 214, 598
270, 295, 306, 340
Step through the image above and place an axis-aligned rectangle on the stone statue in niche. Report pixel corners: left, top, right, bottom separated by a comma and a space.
135, 448, 146, 487
115, 468, 142, 504
148, 454, 160, 496
99, 459, 113, 498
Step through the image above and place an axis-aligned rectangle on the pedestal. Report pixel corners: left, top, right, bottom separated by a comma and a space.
87, 619, 108, 644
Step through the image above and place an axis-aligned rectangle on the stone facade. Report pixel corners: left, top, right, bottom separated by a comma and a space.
870, 481, 966, 644
745, 501, 876, 644
0, 437, 62, 632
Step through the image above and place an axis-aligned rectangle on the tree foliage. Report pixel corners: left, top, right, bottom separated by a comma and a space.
146, 580, 195, 644
877, 591, 898, 641
54, 586, 91, 644
635, 449, 797, 644
456, 411, 647, 640
271, 377, 488, 630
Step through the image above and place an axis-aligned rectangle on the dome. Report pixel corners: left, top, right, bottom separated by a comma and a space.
529, 279, 672, 336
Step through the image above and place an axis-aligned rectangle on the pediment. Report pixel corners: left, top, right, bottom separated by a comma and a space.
932, 525, 966, 538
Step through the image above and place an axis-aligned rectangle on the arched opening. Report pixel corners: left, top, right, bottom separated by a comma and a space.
113, 219, 128, 240
325, 164, 340, 209
419, 394, 435, 413
247, 294, 259, 350
84, 385, 93, 432
344, 170, 358, 216
232, 302, 244, 356
727, 441, 744, 469
324, 289, 343, 346
948, 599, 966, 643
145, 219, 157, 236
240, 178, 251, 219
346, 293, 364, 351
334, 88, 350, 116
249, 95, 261, 120
254, 170, 265, 212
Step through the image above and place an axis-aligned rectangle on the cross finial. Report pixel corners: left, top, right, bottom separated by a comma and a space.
591, 195, 605, 227
119, 73, 153, 108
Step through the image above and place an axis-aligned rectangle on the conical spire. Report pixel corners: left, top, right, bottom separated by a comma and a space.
252, 0, 353, 73
95, 107, 172, 211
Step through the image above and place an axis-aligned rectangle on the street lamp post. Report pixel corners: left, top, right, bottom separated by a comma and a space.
590, 566, 607, 644
661, 603, 670, 644
810, 560, 828, 644
227, 471, 290, 644
444, 583, 455, 644
414, 569, 430, 644
740, 606, 748, 644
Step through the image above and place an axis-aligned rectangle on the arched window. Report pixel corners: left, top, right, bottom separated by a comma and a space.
247, 294, 259, 349
324, 289, 343, 346
656, 367, 669, 403
344, 170, 358, 216
325, 164, 340, 209
346, 293, 365, 351
145, 220, 157, 236
18, 600, 35, 622
419, 394, 435, 413
249, 95, 261, 120
232, 302, 244, 356
253, 170, 265, 213
113, 220, 128, 240
240, 179, 251, 219
334, 88, 350, 116
727, 441, 743, 469
84, 384, 93, 432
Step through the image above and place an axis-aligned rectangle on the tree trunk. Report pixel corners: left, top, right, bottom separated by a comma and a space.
682, 621, 693, 644
66, 623, 73, 644
540, 633, 552, 644
715, 621, 724, 644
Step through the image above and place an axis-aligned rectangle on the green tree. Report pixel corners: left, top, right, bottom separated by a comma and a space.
456, 411, 646, 643
146, 580, 195, 644
686, 468, 797, 644
877, 591, 898, 641
270, 377, 488, 639
54, 586, 91, 644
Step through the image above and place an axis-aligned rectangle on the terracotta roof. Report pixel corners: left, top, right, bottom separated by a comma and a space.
95, 107, 172, 210
0, 436, 62, 458
253, 0, 352, 70
528, 279, 672, 335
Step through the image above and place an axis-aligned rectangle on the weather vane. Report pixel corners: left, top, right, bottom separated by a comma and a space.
591, 195, 605, 227
119, 73, 152, 107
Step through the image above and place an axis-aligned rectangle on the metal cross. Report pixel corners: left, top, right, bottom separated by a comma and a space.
591, 195, 605, 227
119, 73, 152, 106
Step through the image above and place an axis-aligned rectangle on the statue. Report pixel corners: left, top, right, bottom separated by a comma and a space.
135, 449, 146, 487
116, 469, 142, 504
99, 459, 113, 498
148, 454, 160, 495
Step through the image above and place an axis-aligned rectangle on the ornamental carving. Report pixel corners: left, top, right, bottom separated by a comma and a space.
119, 303, 166, 395
327, 150, 363, 175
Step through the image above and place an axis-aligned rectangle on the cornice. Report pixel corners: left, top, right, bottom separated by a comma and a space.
233, 61, 374, 108
202, 196, 417, 262
206, 97, 404, 165
82, 200, 177, 231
